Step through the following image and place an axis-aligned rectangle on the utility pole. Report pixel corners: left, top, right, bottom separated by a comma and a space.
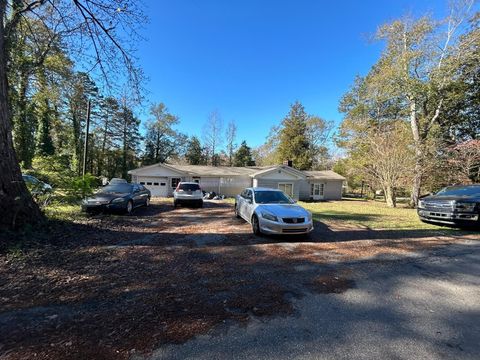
82, 100, 91, 177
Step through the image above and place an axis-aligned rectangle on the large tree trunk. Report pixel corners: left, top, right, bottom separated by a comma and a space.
409, 99, 423, 207
0, 4, 43, 230
384, 185, 397, 208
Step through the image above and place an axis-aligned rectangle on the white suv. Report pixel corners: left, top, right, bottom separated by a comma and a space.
173, 182, 203, 208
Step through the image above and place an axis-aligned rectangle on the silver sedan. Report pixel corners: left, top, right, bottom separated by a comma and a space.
234, 187, 314, 235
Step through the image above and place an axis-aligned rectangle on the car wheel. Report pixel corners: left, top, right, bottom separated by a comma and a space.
252, 214, 261, 236
126, 200, 133, 215
234, 203, 240, 218
198, 200, 203, 208
174, 200, 178, 208
145, 197, 150, 207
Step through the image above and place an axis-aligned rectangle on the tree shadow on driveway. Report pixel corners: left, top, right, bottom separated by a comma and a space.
1, 200, 479, 359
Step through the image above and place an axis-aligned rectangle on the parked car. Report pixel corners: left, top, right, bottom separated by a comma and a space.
234, 187, 314, 235
173, 182, 203, 208
22, 174, 52, 196
417, 184, 480, 227
109, 178, 128, 184
81, 183, 150, 214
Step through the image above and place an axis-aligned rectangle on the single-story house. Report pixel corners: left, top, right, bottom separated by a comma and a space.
128, 163, 345, 201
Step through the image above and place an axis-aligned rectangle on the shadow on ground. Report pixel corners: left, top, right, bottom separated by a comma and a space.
0, 200, 478, 359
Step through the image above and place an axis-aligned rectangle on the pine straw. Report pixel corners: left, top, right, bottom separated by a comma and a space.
0, 199, 477, 359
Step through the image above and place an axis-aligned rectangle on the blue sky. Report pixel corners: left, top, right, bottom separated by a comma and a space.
137, 0, 450, 149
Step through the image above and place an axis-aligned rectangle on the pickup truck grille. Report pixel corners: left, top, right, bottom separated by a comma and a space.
283, 217, 305, 224
423, 201, 454, 211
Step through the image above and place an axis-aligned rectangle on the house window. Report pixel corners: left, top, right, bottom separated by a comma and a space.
147, 182, 152, 186
192, 177, 200, 184
278, 183, 294, 197
153, 182, 159, 186
160, 182, 166, 186
310, 183, 324, 196
171, 178, 181, 188
140, 182, 145, 185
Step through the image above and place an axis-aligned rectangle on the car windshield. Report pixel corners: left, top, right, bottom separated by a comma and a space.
98, 184, 132, 194
178, 183, 200, 191
254, 190, 292, 204
435, 186, 480, 197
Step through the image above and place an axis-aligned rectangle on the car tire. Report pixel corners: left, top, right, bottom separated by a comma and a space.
145, 197, 150, 207
252, 214, 261, 236
234, 203, 240, 218
126, 200, 133, 215
174, 200, 178, 208
198, 200, 203, 208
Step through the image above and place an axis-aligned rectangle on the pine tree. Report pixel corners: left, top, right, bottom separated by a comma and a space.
186, 136, 205, 165
277, 101, 312, 170
233, 141, 255, 167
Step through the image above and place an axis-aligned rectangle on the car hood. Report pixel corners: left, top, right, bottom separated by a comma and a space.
422, 195, 480, 202
256, 204, 310, 218
87, 193, 129, 202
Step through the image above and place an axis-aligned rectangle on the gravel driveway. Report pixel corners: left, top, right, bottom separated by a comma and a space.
1, 199, 478, 359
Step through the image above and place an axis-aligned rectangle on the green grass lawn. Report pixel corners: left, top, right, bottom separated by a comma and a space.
299, 198, 470, 232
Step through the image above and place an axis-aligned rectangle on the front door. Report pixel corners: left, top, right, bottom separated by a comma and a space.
311, 183, 324, 200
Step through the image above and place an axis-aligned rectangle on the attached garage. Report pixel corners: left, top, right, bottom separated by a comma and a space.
136, 176, 168, 197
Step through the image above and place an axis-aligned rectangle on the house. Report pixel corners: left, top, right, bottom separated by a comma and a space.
128, 163, 345, 201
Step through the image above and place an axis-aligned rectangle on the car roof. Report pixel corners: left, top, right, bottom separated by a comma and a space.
249, 187, 282, 192
179, 181, 200, 185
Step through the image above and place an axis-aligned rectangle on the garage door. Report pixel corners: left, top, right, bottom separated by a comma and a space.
138, 177, 168, 197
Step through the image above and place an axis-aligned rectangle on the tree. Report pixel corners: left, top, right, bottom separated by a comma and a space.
143, 103, 184, 165
225, 120, 237, 166
118, 102, 141, 179
186, 136, 206, 165
277, 101, 312, 170
66, 72, 99, 174
0, 0, 146, 229
359, 122, 414, 207
306, 115, 334, 170
233, 141, 255, 167
369, 2, 476, 206
202, 110, 223, 166
95, 96, 120, 176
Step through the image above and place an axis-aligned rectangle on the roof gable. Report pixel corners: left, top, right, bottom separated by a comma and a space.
252, 165, 306, 180
128, 163, 186, 176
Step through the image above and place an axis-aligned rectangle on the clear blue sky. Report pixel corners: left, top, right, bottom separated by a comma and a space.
137, 0, 449, 149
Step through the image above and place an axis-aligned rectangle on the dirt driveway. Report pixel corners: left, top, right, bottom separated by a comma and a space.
0, 199, 478, 359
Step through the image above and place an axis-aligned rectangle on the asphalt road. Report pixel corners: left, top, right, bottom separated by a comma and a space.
142, 240, 480, 360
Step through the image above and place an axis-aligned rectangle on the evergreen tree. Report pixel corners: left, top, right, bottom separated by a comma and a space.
143, 103, 184, 165
233, 141, 255, 166
186, 136, 205, 165
277, 101, 312, 170
118, 103, 141, 179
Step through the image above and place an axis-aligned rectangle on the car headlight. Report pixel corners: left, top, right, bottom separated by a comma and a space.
307, 212, 313, 221
112, 197, 126, 203
418, 200, 425, 208
261, 211, 278, 222
455, 202, 476, 212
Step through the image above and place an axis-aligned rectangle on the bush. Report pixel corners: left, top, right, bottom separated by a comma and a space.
69, 173, 100, 198
22, 156, 101, 202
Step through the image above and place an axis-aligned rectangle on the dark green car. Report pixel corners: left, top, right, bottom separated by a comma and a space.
81, 183, 151, 214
